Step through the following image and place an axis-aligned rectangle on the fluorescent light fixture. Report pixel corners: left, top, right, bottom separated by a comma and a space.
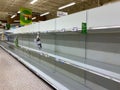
58, 2, 76, 10
32, 17, 36, 20
40, 12, 50, 16
30, 0, 38, 4
17, 11, 20, 13
11, 14, 16, 18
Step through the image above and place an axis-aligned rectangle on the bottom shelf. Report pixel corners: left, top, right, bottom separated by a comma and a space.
0, 43, 91, 90
1, 41, 120, 90
18, 44, 120, 83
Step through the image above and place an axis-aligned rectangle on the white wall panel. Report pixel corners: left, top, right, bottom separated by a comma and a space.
31, 24, 36, 33
18, 27, 22, 34
56, 11, 86, 31
29, 24, 32, 33
18, 28, 22, 33
16, 27, 21, 34
88, 2, 120, 28
23, 26, 26, 33
34, 23, 39, 32
25, 25, 29, 33
40, 19, 55, 32
37, 23, 40, 32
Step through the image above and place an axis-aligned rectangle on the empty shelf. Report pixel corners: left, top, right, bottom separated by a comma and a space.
18, 44, 120, 83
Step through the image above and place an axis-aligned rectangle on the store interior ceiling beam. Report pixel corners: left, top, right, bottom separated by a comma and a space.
0, 0, 118, 22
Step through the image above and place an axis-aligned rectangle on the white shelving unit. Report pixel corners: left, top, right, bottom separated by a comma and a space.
4, 2, 120, 89
0, 45, 69, 90
6, 42, 120, 83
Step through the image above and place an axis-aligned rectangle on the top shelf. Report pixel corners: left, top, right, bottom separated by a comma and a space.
10, 26, 120, 35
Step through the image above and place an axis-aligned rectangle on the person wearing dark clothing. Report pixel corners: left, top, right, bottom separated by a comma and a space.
36, 35, 42, 49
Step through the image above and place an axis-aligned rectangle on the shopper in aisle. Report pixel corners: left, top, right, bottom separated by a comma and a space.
36, 34, 42, 49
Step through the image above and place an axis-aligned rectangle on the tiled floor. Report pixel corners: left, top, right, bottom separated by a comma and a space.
0, 48, 54, 90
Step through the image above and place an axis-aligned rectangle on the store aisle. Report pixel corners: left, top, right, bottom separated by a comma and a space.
0, 47, 54, 90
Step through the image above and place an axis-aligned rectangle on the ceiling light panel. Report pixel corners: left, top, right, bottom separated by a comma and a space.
40, 12, 50, 16
30, 0, 38, 4
58, 2, 76, 10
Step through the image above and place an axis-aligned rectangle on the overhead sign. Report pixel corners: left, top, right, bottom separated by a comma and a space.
20, 8, 32, 26
57, 11, 68, 17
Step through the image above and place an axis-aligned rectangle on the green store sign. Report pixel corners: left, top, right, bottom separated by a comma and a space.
20, 8, 32, 26
81, 22, 87, 34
